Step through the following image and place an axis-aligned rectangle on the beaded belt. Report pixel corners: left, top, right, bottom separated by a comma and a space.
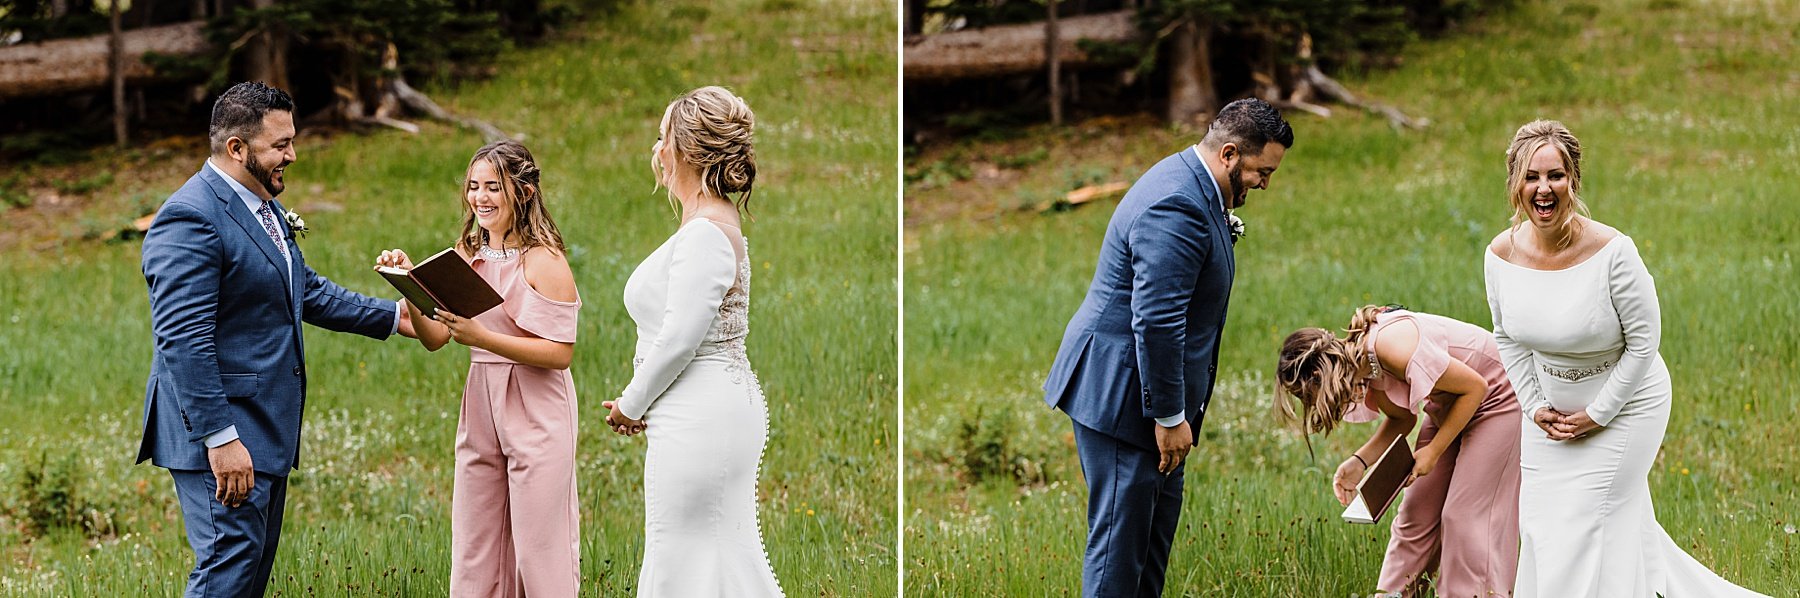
1540, 359, 1616, 382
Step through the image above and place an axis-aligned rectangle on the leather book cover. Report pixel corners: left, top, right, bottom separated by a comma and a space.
1342, 434, 1414, 524
378, 266, 445, 317
392, 247, 503, 318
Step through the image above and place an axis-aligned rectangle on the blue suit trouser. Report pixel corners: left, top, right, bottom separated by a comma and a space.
1074, 420, 1186, 598
170, 469, 289, 598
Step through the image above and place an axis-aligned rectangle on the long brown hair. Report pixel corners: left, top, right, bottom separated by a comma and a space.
1273, 305, 1393, 456
456, 140, 566, 256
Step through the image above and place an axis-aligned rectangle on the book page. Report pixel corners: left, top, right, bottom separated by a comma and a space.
1342, 496, 1374, 525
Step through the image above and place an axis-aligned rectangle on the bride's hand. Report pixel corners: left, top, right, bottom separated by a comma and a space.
603, 400, 645, 436
1552, 409, 1600, 440
1533, 408, 1572, 441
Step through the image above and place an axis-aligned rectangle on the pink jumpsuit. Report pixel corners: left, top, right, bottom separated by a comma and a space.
1345, 310, 1521, 597
449, 250, 582, 597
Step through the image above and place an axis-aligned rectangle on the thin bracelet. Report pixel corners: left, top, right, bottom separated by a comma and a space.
1351, 454, 1368, 469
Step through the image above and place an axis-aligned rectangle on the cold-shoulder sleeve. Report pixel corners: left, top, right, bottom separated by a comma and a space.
1487, 254, 1551, 419
616, 222, 737, 420
1584, 237, 1661, 426
1394, 315, 1452, 412
1342, 386, 1383, 423
1342, 314, 1448, 422
504, 281, 580, 344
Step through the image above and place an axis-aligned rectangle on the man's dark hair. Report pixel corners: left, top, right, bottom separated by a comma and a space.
209, 82, 295, 154
1203, 98, 1294, 155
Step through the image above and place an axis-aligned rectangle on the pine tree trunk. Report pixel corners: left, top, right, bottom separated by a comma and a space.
1165, 19, 1218, 125
110, 0, 128, 146
1046, 0, 1062, 125
243, 0, 290, 90
317, 41, 510, 141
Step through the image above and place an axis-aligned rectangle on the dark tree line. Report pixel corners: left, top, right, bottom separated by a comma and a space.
905, 0, 1514, 140
0, 0, 615, 161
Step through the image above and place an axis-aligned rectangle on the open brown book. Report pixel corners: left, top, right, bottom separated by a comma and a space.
377, 247, 503, 319
1342, 433, 1414, 525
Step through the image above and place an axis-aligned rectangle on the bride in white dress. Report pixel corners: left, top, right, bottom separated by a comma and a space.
603, 86, 783, 597
1484, 120, 1766, 597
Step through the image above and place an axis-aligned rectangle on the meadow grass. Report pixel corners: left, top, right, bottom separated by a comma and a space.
904, 0, 1800, 594
0, 0, 898, 594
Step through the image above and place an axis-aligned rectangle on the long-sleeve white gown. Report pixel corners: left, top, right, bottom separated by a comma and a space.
619, 217, 783, 597
1485, 234, 1767, 598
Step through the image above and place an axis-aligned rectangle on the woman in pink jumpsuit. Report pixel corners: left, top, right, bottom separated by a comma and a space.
1276, 305, 1521, 597
377, 140, 582, 597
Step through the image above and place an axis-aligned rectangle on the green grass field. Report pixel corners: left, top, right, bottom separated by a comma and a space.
0, 0, 897, 595
903, 0, 1799, 595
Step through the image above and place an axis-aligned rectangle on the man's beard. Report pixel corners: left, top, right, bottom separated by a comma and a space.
1225, 162, 1247, 209
246, 152, 285, 197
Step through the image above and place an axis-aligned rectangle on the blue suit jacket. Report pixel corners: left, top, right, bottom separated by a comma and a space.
139, 165, 396, 476
1043, 149, 1236, 452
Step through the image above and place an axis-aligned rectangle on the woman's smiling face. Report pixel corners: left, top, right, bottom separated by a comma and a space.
1520, 143, 1574, 229
466, 158, 513, 241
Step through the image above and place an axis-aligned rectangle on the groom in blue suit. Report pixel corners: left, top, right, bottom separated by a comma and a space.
140, 82, 412, 597
1044, 98, 1292, 597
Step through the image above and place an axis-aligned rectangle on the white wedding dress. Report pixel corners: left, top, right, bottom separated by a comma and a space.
618, 217, 783, 597
1485, 234, 1767, 597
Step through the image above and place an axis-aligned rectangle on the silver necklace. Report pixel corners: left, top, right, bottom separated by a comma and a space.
479, 245, 520, 261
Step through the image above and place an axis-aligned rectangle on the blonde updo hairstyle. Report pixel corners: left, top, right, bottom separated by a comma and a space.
456, 140, 566, 256
1274, 305, 1392, 454
654, 85, 757, 214
1504, 120, 1590, 249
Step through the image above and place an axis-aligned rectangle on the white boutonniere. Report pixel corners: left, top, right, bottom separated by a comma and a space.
1226, 210, 1245, 243
283, 209, 309, 239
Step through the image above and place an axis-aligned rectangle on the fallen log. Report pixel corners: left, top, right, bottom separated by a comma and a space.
1293, 61, 1429, 130
331, 43, 513, 142
904, 10, 1137, 81
392, 77, 510, 141
1037, 181, 1130, 212
1259, 33, 1428, 130
0, 21, 209, 99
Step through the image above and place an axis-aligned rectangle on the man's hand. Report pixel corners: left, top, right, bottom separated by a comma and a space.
397, 301, 419, 339
207, 439, 254, 508
1153, 420, 1193, 474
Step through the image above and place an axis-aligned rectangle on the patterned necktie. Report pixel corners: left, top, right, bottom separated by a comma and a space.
255, 201, 292, 265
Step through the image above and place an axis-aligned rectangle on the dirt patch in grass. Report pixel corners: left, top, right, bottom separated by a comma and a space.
904, 113, 1196, 230
0, 136, 209, 253
0, 130, 364, 254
